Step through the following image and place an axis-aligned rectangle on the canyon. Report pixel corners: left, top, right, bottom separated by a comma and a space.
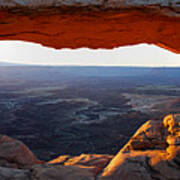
0, 66, 179, 179
0, 0, 180, 179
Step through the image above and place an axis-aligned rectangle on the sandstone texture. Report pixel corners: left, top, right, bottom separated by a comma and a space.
0, 166, 31, 180
0, 0, 179, 10
99, 114, 180, 180
0, 0, 179, 53
49, 153, 114, 175
0, 135, 42, 169
30, 164, 95, 180
0, 134, 113, 179
0, 164, 94, 180
0, 114, 180, 179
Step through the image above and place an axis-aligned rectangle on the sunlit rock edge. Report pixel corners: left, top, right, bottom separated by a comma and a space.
0, 113, 179, 180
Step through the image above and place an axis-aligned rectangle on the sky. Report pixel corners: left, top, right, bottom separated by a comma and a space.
0, 41, 179, 67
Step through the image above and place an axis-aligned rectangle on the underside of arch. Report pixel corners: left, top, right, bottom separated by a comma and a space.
0, 0, 180, 53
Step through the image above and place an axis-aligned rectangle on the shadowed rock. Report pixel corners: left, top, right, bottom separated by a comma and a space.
0, 166, 31, 180
31, 164, 95, 180
0, 135, 42, 169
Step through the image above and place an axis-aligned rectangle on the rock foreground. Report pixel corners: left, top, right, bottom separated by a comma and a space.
0, 0, 180, 53
99, 114, 180, 180
0, 135, 42, 169
0, 114, 180, 179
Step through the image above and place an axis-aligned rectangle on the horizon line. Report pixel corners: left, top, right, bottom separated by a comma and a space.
1, 62, 180, 68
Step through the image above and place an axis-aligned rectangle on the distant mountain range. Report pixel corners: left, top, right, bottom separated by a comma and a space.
0, 62, 26, 66
0, 64, 180, 87
0, 61, 180, 80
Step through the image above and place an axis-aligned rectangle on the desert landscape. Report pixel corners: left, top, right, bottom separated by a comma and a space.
0, 66, 180, 161
0, 0, 180, 179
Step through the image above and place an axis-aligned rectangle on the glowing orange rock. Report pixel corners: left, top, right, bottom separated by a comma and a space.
98, 114, 180, 180
0, 0, 180, 53
49, 153, 113, 175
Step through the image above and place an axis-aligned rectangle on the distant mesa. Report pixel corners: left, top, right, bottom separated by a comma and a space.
0, 62, 26, 66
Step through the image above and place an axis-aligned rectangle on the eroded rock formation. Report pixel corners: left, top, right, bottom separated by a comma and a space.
0, 114, 180, 179
0, 0, 180, 53
0, 1, 180, 179
99, 114, 180, 180
49, 153, 114, 175
0, 135, 43, 169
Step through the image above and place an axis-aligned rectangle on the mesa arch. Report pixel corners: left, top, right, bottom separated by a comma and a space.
0, 1, 180, 180
0, 0, 180, 53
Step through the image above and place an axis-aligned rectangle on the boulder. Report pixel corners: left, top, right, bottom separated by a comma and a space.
0, 135, 42, 169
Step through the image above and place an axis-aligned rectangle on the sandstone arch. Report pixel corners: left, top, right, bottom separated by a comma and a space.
0, 0, 180, 53
0, 1, 180, 180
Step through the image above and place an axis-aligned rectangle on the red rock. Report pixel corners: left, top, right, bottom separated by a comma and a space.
49, 153, 113, 175
0, 135, 43, 169
0, 0, 179, 53
0, 114, 180, 179
98, 114, 180, 180
30, 164, 95, 180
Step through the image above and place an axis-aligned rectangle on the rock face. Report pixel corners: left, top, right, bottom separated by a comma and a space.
0, 152, 112, 180
0, 166, 31, 180
49, 154, 114, 175
25, 154, 112, 180
0, 134, 113, 179
99, 114, 180, 180
30, 164, 95, 180
0, 135, 42, 169
0, 0, 180, 9
0, 114, 180, 180
0, 114, 180, 179
0, 0, 180, 53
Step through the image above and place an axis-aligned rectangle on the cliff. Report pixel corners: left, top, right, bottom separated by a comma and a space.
0, 113, 179, 180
